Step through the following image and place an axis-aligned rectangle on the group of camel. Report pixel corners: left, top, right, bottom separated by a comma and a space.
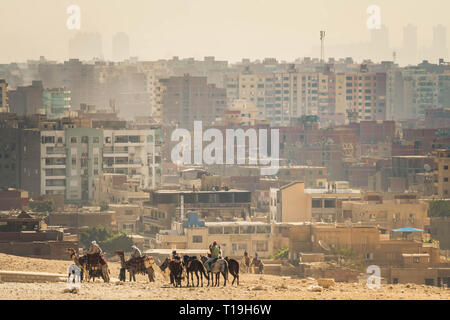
66, 248, 264, 287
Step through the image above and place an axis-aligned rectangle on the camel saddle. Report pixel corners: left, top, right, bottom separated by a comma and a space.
86, 253, 107, 267
129, 256, 153, 272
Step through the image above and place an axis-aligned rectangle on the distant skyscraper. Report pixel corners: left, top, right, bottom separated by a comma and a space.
112, 32, 130, 62
68, 32, 103, 61
432, 24, 448, 60
370, 25, 390, 61
402, 24, 418, 65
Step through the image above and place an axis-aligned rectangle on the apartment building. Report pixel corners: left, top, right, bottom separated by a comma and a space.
0, 128, 41, 196
225, 70, 302, 126
0, 79, 8, 112
341, 193, 429, 232
155, 74, 227, 128
8, 81, 44, 115
102, 129, 162, 189
270, 181, 361, 223
388, 68, 450, 120
344, 71, 387, 121
42, 88, 71, 119
434, 149, 450, 198
270, 182, 312, 223
153, 212, 273, 258
40, 130, 67, 197
142, 189, 252, 235
224, 66, 387, 125
40, 128, 162, 203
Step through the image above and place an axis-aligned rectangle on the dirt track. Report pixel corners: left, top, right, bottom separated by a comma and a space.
0, 253, 448, 300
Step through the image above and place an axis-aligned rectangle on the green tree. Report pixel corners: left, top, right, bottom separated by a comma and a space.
270, 246, 289, 260
29, 200, 55, 213
79, 226, 133, 253
429, 201, 450, 217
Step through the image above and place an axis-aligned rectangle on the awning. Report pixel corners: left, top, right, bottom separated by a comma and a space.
392, 227, 423, 232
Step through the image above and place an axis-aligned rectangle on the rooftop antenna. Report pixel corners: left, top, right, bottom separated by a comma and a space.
320, 30, 326, 63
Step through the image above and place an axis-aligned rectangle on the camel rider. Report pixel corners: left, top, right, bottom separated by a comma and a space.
252, 252, 260, 265
206, 241, 221, 271
86, 241, 102, 255
86, 240, 106, 265
131, 245, 142, 259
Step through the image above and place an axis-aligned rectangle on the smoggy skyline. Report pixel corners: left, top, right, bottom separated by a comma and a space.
0, 0, 449, 64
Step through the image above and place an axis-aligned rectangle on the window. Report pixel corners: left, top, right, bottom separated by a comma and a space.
232, 243, 247, 253
444, 178, 449, 182
324, 199, 336, 208
255, 240, 268, 252
93, 137, 99, 144
81, 136, 89, 143
413, 257, 420, 263
192, 235, 203, 243
70, 137, 77, 143
312, 199, 322, 208
208, 227, 223, 234
444, 165, 448, 170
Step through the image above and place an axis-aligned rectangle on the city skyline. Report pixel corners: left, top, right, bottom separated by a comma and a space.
0, 0, 449, 65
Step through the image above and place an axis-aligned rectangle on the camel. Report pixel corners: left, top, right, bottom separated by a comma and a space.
240, 254, 264, 274
241, 255, 251, 273
200, 256, 229, 287
250, 259, 264, 274
66, 248, 110, 282
115, 251, 155, 282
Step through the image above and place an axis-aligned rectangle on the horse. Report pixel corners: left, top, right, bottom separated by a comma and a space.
200, 255, 229, 287
182, 255, 208, 287
160, 258, 184, 287
224, 257, 240, 285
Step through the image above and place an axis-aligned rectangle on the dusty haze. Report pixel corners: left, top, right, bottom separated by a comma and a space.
0, 0, 449, 64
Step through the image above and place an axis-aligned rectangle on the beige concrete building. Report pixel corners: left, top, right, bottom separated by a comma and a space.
0, 79, 8, 113
434, 149, 450, 198
341, 193, 429, 232
153, 213, 273, 258
108, 203, 142, 233
270, 181, 361, 223
93, 173, 149, 204
270, 182, 312, 223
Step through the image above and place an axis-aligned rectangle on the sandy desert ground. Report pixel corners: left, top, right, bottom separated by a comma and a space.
0, 253, 449, 300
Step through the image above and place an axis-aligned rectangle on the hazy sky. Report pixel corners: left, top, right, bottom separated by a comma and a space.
0, 0, 449, 63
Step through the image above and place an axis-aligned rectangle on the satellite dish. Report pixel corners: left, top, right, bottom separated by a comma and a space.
424, 164, 431, 172
318, 240, 331, 252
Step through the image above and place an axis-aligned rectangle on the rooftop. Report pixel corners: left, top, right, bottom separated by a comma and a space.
205, 221, 270, 227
